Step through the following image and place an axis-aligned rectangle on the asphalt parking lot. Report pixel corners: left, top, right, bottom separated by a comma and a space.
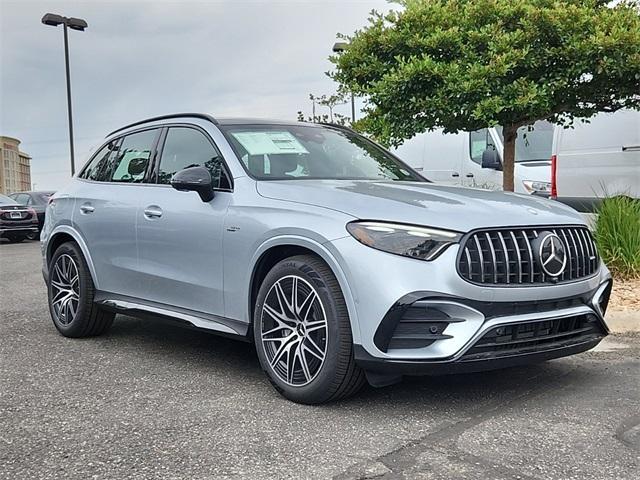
1, 240, 638, 480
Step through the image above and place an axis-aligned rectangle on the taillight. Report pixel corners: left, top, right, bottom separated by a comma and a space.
27, 207, 37, 216
550, 154, 557, 199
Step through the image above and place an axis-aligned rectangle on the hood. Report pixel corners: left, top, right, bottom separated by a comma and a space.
256, 180, 585, 232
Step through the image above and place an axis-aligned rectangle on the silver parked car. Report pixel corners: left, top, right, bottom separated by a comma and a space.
41, 114, 612, 404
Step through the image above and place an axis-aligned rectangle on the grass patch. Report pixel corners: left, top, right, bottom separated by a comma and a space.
593, 196, 640, 279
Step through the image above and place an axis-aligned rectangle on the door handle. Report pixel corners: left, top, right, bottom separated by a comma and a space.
451, 172, 460, 177
466, 173, 474, 178
79, 204, 94, 214
144, 206, 163, 219
622, 145, 640, 152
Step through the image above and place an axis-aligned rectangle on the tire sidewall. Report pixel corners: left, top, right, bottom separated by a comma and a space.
253, 257, 350, 403
47, 242, 93, 336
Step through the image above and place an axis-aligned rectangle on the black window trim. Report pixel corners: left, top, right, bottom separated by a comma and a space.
152, 123, 234, 192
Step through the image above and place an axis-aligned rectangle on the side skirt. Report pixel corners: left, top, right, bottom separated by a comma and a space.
94, 291, 250, 340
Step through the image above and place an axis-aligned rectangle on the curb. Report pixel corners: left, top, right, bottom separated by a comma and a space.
605, 310, 640, 333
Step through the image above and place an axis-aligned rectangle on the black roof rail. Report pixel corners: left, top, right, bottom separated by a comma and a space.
106, 113, 218, 138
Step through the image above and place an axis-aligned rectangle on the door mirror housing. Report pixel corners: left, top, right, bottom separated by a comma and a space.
170, 166, 215, 202
481, 149, 502, 170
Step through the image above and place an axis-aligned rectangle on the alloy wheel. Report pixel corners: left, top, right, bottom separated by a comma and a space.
50, 254, 80, 325
260, 275, 328, 386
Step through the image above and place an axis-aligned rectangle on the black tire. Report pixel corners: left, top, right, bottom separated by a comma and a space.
6, 234, 26, 243
47, 241, 114, 337
253, 255, 365, 404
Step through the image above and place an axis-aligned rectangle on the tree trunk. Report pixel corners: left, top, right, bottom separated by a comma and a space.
502, 124, 517, 192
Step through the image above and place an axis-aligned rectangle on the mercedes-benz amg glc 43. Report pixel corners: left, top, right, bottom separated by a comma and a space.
42, 114, 612, 404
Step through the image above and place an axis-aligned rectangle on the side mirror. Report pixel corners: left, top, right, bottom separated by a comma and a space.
171, 166, 215, 202
481, 149, 502, 170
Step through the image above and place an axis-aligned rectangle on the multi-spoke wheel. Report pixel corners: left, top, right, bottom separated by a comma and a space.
261, 275, 328, 386
50, 254, 80, 325
47, 241, 114, 337
254, 255, 365, 404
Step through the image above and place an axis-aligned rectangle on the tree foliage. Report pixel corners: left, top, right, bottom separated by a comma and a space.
331, 0, 640, 190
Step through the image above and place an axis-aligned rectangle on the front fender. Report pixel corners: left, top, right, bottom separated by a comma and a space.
244, 235, 362, 344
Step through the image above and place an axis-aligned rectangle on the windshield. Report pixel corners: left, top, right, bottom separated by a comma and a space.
221, 124, 422, 181
497, 121, 554, 162
0, 194, 18, 205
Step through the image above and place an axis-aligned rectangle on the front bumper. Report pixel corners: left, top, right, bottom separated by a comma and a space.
326, 235, 612, 374
354, 335, 602, 376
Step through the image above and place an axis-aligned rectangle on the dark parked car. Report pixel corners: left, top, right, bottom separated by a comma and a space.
8, 191, 55, 239
0, 193, 39, 243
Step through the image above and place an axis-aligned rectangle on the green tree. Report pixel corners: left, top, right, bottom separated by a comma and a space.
331, 0, 640, 191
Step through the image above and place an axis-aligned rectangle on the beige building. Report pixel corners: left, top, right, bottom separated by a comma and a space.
0, 136, 32, 194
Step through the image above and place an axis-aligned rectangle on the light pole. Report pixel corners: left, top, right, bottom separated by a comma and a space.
41, 13, 87, 176
332, 42, 355, 123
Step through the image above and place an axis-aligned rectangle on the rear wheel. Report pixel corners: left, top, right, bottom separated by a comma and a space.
47, 241, 114, 337
253, 255, 365, 404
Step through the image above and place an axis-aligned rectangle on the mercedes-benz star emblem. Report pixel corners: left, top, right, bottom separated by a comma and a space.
535, 232, 567, 278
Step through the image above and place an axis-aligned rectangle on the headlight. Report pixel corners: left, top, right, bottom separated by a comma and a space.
346, 221, 462, 261
522, 180, 551, 194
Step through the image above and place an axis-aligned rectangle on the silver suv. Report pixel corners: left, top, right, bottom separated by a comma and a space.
42, 114, 612, 404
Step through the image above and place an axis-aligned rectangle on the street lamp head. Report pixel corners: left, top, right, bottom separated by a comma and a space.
332, 42, 349, 53
41, 13, 65, 27
67, 17, 88, 31
41, 13, 87, 31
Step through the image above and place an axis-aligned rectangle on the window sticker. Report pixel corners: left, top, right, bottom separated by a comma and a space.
231, 131, 309, 155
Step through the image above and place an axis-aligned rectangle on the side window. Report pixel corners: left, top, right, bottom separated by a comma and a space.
158, 127, 229, 188
470, 129, 491, 164
109, 129, 158, 183
80, 140, 119, 181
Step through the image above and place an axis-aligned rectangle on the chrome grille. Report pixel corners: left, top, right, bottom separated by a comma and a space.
457, 226, 598, 285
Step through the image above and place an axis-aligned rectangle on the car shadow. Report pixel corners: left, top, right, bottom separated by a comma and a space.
101, 313, 595, 409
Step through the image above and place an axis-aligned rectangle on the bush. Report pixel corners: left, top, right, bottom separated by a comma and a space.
593, 196, 640, 279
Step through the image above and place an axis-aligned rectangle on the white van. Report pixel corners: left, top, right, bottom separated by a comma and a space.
393, 121, 554, 195
552, 109, 640, 211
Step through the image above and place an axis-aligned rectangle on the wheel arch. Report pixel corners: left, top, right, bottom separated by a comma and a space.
247, 236, 361, 344
46, 226, 99, 289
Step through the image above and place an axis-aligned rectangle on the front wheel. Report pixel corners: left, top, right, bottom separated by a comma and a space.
253, 255, 365, 404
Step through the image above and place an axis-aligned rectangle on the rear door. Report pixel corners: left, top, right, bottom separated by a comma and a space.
73, 128, 160, 297
415, 130, 465, 185
135, 125, 232, 316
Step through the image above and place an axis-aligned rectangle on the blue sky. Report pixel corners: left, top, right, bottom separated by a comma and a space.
1, 0, 397, 190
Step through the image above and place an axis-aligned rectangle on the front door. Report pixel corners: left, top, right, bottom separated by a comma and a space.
464, 128, 502, 190
135, 126, 231, 316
